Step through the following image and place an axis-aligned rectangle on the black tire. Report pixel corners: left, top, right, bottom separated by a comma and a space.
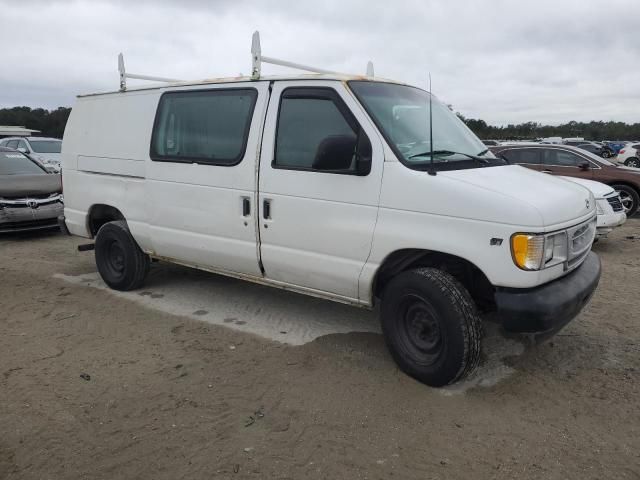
601, 149, 612, 158
380, 268, 482, 387
95, 220, 150, 291
612, 184, 640, 216
624, 157, 640, 169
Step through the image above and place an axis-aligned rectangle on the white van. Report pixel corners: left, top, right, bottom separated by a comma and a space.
60, 34, 601, 386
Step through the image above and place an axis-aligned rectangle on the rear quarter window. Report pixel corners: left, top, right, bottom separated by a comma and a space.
150, 88, 258, 166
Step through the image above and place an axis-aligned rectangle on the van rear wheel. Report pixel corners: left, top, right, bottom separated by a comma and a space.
95, 220, 149, 291
381, 268, 482, 387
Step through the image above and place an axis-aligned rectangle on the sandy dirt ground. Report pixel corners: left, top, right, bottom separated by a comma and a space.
1, 220, 639, 479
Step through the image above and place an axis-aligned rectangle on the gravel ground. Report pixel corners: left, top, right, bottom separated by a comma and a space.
1, 220, 639, 479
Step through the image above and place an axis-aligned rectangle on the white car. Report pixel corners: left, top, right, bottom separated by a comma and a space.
616, 143, 640, 168
558, 176, 626, 238
59, 32, 601, 387
0, 137, 62, 172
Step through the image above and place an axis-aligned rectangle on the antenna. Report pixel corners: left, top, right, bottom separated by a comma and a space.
428, 73, 435, 176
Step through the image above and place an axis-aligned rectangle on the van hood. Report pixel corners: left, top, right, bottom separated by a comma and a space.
439, 165, 595, 227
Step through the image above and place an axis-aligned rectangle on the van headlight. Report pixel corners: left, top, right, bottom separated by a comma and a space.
511, 231, 568, 270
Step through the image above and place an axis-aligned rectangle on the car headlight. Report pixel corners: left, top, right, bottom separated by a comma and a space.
511, 231, 568, 271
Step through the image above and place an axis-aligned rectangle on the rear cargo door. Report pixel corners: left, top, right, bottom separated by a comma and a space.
145, 82, 270, 276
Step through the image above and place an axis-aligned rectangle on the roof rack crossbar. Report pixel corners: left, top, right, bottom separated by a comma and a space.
251, 31, 373, 80
118, 53, 183, 91
117, 33, 374, 91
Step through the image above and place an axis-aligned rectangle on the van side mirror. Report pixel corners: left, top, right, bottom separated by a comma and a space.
579, 162, 590, 171
312, 135, 357, 171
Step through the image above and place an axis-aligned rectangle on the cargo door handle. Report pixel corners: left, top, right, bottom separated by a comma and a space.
263, 199, 271, 219
242, 197, 251, 217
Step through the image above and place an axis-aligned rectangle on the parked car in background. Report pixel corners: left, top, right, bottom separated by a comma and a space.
602, 141, 625, 158
0, 137, 62, 172
576, 143, 607, 157
0, 146, 63, 233
558, 176, 626, 239
490, 143, 640, 216
617, 143, 640, 168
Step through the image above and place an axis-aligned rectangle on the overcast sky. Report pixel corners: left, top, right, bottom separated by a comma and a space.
0, 0, 637, 125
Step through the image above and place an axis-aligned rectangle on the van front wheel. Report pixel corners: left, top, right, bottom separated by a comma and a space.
95, 220, 150, 291
381, 268, 482, 387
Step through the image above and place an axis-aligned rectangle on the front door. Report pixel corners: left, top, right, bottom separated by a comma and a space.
257, 81, 384, 301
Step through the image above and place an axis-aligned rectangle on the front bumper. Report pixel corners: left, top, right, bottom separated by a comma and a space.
0, 202, 64, 233
495, 252, 601, 335
596, 211, 626, 238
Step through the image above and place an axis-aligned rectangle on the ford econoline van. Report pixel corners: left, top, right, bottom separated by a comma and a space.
60, 33, 601, 386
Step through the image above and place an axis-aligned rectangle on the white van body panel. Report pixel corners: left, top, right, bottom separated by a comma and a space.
62, 77, 597, 307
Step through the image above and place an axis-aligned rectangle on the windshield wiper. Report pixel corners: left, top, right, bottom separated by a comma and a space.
477, 149, 489, 156
408, 149, 490, 164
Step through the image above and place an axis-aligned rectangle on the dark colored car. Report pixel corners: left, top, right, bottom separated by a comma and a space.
490, 143, 640, 216
0, 146, 63, 233
563, 140, 612, 158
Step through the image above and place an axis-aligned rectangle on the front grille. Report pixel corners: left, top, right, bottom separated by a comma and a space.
607, 195, 624, 212
2, 193, 56, 200
566, 218, 596, 270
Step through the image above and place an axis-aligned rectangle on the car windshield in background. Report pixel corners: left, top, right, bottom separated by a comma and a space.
0, 151, 45, 175
576, 148, 615, 166
29, 140, 62, 153
349, 81, 498, 171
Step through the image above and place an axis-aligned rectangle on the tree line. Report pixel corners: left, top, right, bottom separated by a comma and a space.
0, 107, 71, 139
458, 115, 640, 141
1, 105, 638, 142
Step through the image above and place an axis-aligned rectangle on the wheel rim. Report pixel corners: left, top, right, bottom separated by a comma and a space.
602, 150, 611, 158
396, 294, 444, 366
617, 190, 634, 213
104, 240, 126, 278
627, 159, 640, 168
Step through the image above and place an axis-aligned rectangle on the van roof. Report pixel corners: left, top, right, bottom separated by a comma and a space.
77, 73, 413, 98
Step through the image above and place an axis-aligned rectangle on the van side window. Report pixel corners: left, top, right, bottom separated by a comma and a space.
150, 88, 258, 166
274, 88, 369, 174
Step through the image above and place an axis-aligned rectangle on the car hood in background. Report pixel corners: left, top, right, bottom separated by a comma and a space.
0, 174, 62, 197
557, 176, 614, 199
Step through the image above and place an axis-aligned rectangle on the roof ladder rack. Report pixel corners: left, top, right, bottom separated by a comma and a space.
250, 31, 373, 80
117, 32, 375, 91
118, 53, 183, 91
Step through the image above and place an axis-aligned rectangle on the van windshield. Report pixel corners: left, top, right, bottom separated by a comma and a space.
349, 81, 500, 171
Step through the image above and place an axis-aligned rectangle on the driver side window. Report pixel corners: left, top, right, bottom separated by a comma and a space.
274, 88, 371, 175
